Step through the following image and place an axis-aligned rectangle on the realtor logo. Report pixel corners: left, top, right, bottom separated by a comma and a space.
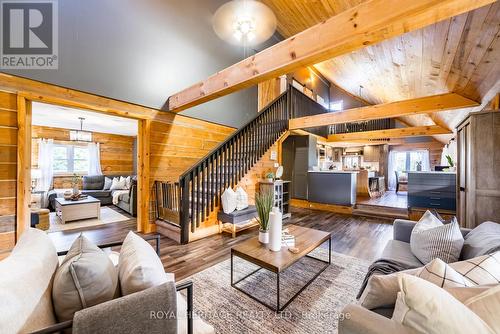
1, 0, 58, 69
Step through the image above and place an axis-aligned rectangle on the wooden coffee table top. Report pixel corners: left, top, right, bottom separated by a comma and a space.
231, 224, 331, 273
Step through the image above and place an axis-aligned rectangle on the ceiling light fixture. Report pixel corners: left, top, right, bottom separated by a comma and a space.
70, 117, 92, 142
213, 0, 276, 47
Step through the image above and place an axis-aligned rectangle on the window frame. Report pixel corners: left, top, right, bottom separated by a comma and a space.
52, 143, 89, 176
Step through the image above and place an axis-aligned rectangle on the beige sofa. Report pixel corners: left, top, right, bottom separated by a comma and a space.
0, 228, 214, 334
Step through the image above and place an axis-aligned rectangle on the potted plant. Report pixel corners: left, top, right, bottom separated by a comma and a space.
255, 190, 273, 244
71, 173, 81, 196
445, 155, 456, 171
265, 172, 275, 183
416, 161, 422, 171
445, 154, 454, 167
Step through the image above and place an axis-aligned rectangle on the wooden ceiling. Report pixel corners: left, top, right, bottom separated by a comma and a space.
262, 0, 500, 140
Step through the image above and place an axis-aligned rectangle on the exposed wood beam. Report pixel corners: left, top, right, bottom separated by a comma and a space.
328, 139, 406, 147
327, 125, 451, 142
168, 0, 494, 112
290, 93, 478, 129
391, 141, 445, 151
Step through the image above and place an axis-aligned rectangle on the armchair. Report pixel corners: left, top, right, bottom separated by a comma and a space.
30, 234, 193, 334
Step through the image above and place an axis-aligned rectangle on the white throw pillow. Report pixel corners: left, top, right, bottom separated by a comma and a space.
417, 258, 474, 288
392, 274, 494, 334
235, 186, 249, 211
118, 231, 173, 296
110, 177, 127, 190
123, 176, 131, 189
410, 211, 464, 264
103, 177, 113, 190
221, 187, 237, 214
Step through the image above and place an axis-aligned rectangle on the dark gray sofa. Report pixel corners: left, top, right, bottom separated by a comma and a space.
339, 220, 500, 334
48, 175, 137, 216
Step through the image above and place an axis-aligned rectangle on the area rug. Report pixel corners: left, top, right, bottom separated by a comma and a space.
182, 248, 370, 334
48, 206, 129, 232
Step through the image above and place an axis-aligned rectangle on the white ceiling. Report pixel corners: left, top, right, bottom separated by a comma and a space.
32, 102, 138, 136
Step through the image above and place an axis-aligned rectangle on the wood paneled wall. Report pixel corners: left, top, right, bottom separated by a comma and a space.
148, 114, 235, 225
0, 91, 17, 257
31, 125, 136, 188
149, 117, 234, 182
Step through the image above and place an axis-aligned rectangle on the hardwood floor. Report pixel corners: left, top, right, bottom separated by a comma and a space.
357, 190, 408, 209
48, 206, 393, 281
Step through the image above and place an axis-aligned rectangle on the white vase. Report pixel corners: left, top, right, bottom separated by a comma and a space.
259, 230, 269, 244
269, 208, 283, 252
72, 186, 79, 195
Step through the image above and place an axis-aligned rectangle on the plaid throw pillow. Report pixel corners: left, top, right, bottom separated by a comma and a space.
451, 251, 500, 285
417, 258, 474, 288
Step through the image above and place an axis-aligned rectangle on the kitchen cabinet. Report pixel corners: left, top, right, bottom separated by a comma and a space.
363, 145, 380, 162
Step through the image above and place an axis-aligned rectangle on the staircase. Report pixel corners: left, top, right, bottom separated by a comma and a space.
155, 89, 293, 243
155, 86, 332, 243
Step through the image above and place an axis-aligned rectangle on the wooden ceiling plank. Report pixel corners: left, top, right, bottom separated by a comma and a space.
453, 3, 500, 94
327, 125, 451, 141
445, 5, 492, 91
168, 0, 495, 112
289, 93, 479, 129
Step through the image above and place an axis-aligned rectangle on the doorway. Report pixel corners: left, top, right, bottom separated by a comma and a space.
16, 96, 151, 239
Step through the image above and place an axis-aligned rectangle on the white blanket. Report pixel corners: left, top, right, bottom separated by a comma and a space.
112, 190, 129, 205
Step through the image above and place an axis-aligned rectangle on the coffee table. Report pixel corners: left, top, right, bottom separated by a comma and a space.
55, 196, 101, 224
231, 224, 331, 311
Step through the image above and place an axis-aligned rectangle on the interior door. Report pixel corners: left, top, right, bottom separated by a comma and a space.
293, 147, 308, 199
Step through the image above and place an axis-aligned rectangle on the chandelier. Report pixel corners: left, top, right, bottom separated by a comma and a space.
70, 117, 92, 142
213, 0, 276, 47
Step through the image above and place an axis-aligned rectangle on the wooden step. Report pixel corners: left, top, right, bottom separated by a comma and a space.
353, 203, 409, 220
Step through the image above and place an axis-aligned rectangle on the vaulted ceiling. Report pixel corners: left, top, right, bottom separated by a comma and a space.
262, 0, 500, 141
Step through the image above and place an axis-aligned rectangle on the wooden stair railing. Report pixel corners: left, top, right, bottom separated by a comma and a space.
329, 118, 394, 135
154, 85, 350, 243
155, 89, 290, 243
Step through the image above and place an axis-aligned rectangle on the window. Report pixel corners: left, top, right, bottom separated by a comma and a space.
53, 144, 89, 174
393, 151, 429, 172
329, 100, 343, 111
343, 155, 361, 169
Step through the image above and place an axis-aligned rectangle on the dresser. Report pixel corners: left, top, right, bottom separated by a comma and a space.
408, 172, 456, 211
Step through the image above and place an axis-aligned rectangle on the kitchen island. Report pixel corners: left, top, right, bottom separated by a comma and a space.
307, 171, 357, 206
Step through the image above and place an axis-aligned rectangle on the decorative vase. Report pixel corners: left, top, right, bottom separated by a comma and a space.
72, 185, 79, 196
258, 230, 269, 244
63, 190, 72, 200
269, 207, 283, 252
